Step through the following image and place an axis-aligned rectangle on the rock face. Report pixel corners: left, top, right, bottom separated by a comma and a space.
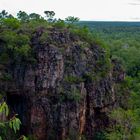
0, 28, 125, 140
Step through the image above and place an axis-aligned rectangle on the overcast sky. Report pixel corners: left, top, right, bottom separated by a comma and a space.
0, 0, 140, 21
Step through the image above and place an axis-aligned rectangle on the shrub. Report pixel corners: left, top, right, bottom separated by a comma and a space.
0, 73, 12, 81
0, 18, 20, 30
64, 75, 84, 84
54, 19, 66, 28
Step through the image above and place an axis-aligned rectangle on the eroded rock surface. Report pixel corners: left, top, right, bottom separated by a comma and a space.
0, 28, 125, 140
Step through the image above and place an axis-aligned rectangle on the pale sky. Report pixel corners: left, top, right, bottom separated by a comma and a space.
1, 0, 140, 21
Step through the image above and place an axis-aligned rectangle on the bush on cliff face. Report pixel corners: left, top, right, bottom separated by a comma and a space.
0, 102, 24, 140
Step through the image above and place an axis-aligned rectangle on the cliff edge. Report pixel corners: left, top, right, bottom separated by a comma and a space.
0, 26, 125, 140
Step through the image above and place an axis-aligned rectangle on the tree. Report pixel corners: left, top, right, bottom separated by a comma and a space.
17, 11, 29, 22
29, 13, 43, 20
65, 16, 79, 24
44, 11, 55, 22
0, 10, 8, 18
0, 10, 13, 19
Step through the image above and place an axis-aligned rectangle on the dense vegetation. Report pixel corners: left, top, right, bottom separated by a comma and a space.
78, 21, 140, 139
0, 10, 140, 139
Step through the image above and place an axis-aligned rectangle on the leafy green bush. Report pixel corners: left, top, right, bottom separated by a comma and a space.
0, 18, 20, 30
59, 86, 81, 102
64, 75, 84, 84
53, 19, 66, 28
65, 16, 79, 24
39, 32, 48, 44
106, 108, 140, 140
0, 73, 12, 81
0, 102, 23, 140
0, 53, 10, 65
70, 26, 93, 43
67, 88, 81, 102
15, 45, 31, 57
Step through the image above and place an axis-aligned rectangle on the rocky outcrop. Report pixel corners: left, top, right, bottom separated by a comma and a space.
0, 28, 125, 140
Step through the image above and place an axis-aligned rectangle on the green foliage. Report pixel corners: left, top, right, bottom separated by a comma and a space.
15, 45, 31, 57
0, 30, 18, 44
0, 10, 8, 18
83, 72, 95, 82
17, 11, 29, 22
20, 19, 49, 36
67, 88, 81, 102
44, 11, 55, 22
23, 136, 28, 140
0, 102, 18, 139
29, 13, 42, 20
9, 117, 21, 133
0, 17, 32, 62
0, 102, 9, 116
106, 108, 140, 140
65, 16, 79, 24
53, 19, 66, 28
0, 53, 10, 65
70, 26, 93, 43
0, 102, 27, 140
0, 73, 12, 81
94, 132, 107, 140
17, 34, 30, 45
18, 135, 29, 140
64, 75, 84, 84
59, 87, 81, 102
39, 32, 48, 44
0, 18, 20, 30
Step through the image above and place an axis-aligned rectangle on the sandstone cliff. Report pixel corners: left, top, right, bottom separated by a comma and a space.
0, 27, 125, 140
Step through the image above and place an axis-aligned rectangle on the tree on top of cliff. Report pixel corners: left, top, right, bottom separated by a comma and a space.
44, 11, 55, 22
65, 16, 80, 24
0, 10, 8, 18
29, 13, 42, 20
0, 10, 13, 19
17, 11, 29, 22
